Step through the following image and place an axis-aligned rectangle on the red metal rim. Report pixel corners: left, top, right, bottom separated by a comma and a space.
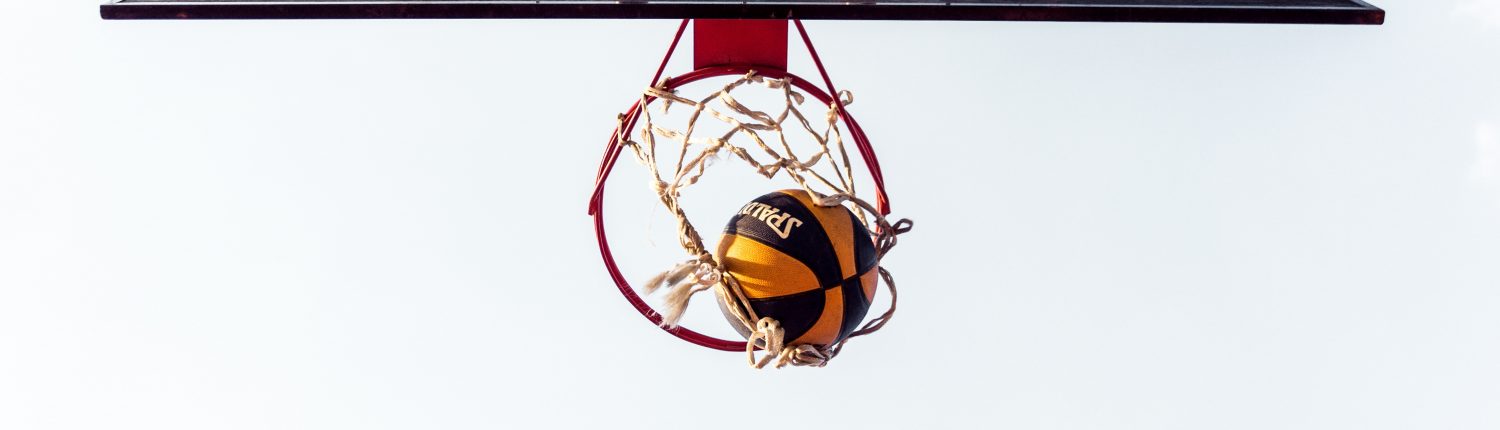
588, 65, 888, 352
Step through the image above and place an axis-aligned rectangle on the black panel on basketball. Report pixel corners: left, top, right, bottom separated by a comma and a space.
849, 210, 879, 275
746, 288, 825, 344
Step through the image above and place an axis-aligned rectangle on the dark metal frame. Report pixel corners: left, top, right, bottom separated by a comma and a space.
100, 0, 1385, 24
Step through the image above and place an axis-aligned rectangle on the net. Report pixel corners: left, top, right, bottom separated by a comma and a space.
622, 70, 911, 368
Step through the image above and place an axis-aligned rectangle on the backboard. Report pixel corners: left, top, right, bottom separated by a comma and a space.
101, 0, 1384, 24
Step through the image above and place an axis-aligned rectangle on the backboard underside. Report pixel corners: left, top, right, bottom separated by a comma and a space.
101, 0, 1384, 24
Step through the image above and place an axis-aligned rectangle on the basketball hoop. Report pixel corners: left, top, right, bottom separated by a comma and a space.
587, 20, 911, 368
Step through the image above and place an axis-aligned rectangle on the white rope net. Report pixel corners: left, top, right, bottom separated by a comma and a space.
620, 71, 911, 368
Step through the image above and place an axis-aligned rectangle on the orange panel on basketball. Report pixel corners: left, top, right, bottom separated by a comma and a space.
716, 233, 820, 298
859, 267, 879, 302
793, 287, 845, 345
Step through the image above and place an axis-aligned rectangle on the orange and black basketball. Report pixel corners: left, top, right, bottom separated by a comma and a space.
715, 189, 879, 347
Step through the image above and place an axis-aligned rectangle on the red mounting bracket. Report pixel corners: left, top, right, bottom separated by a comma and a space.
693, 19, 789, 70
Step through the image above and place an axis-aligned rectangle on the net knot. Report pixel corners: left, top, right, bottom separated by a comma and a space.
838, 90, 854, 106
651, 179, 672, 196
746, 317, 832, 369
815, 192, 851, 207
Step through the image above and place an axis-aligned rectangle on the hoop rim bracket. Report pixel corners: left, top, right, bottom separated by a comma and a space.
693, 19, 789, 71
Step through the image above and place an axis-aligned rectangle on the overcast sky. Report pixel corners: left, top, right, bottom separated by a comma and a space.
3, 1, 1499, 429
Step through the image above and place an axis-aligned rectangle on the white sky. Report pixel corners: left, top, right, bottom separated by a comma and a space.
3, 1, 1499, 429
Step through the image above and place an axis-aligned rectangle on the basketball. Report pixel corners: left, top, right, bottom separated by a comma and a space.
715, 189, 880, 347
